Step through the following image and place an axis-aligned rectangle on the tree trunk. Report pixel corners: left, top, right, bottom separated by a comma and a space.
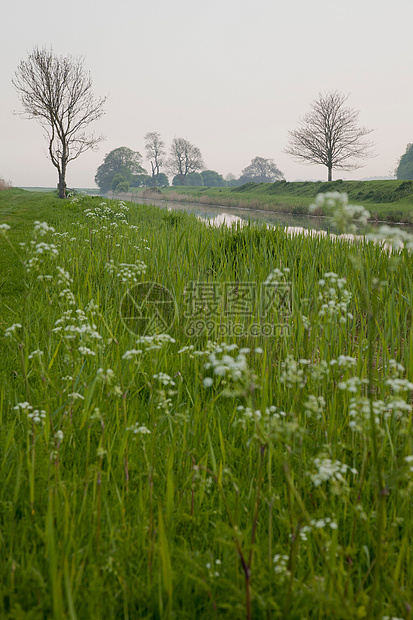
328, 167, 332, 182
58, 167, 67, 199
58, 176, 66, 198
150, 162, 156, 187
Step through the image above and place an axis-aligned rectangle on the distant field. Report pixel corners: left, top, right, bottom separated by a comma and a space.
129, 179, 413, 223
19, 187, 101, 195
1, 189, 413, 619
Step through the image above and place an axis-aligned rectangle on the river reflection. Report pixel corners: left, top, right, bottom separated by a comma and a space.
201, 211, 361, 243
133, 197, 337, 233
121, 195, 411, 243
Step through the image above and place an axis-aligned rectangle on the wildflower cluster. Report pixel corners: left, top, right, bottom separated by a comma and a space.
264, 266, 291, 286
56, 266, 73, 287
153, 372, 176, 387
279, 355, 329, 389
126, 422, 151, 436
28, 409, 47, 426
280, 355, 308, 388
236, 404, 283, 422
203, 342, 258, 394
84, 201, 128, 223
233, 403, 300, 443
122, 334, 176, 361
53, 307, 103, 357
303, 395, 326, 420
13, 401, 32, 413
4, 323, 22, 339
20, 221, 61, 275
177, 341, 221, 359
345, 360, 413, 434
272, 554, 290, 580
367, 225, 413, 252
310, 192, 370, 234
105, 259, 147, 283
13, 402, 47, 431
310, 455, 358, 490
317, 272, 353, 324
34, 221, 56, 236
299, 516, 338, 540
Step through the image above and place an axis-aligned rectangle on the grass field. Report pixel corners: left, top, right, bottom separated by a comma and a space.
1, 188, 413, 619
128, 179, 413, 224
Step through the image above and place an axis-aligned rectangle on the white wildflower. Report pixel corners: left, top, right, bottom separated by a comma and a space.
338, 376, 368, 393
304, 395, 326, 420
5, 323, 22, 337
310, 456, 358, 488
385, 378, 413, 393
135, 333, 175, 351
310, 192, 370, 234
280, 355, 306, 388
153, 372, 176, 386
96, 368, 116, 384
34, 241, 59, 255
14, 402, 32, 412
68, 392, 85, 401
78, 346, 96, 356
56, 266, 73, 286
122, 349, 143, 360
368, 224, 413, 252
34, 221, 55, 235
126, 423, 151, 435
28, 409, 47, 424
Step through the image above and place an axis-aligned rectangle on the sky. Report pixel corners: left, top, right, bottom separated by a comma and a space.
1, 0, 412, 188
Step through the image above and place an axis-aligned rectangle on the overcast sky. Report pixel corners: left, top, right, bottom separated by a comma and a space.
1, 0, 412, 188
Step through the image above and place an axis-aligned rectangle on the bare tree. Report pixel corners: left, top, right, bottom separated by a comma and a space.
285, 91, 374, 181
167, 137, 205, 184
13, 46, 106, 198
144, 132, 166, 186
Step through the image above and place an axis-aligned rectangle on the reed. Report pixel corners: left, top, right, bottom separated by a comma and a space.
0, 189, 412, 619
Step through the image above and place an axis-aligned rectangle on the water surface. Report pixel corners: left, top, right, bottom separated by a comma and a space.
123, 195, 413, 241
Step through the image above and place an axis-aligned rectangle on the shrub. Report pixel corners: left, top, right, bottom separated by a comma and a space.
0, 176, 12, 190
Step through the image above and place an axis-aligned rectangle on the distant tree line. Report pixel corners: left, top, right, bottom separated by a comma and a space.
95, 136, 285, 194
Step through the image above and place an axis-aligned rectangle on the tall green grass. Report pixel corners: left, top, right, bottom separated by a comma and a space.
0, 190, 413, 619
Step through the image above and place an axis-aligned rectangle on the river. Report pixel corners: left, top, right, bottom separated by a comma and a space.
123, 196, 338, 234
114, 194, 413, 240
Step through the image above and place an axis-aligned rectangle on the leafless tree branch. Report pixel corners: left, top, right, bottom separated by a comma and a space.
144, 132, 166, 184
284, 91, 375, 181
167, 137, 205, 183
13, 46, 107, 197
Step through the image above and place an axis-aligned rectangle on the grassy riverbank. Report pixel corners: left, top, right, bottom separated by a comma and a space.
128, 179, 413, 223
1, 189, 413, 618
